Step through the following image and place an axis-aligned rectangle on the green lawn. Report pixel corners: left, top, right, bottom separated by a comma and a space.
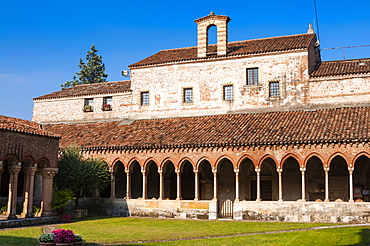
0, 217, 369, 245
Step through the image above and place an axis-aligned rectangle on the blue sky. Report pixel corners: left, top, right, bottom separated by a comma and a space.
1, 0, 370, 120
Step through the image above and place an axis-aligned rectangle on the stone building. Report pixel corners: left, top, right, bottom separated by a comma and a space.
33, 13, 370, 222
0, 115, 59, 219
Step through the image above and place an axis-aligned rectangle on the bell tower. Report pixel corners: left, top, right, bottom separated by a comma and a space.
194, 12, 231, 58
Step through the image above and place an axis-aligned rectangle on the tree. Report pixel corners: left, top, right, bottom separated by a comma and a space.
54, 145, 111, 209
61, 45, 108, 89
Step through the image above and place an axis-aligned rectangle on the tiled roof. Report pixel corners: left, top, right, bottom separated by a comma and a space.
34, 81, 131, 100
44, 106, 370, 150
0, 115, 60, 138
129, 33, 316, 68
311, 58, 370, 77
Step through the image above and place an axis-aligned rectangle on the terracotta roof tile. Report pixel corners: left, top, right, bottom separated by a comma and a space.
44, 106, 370, 149
0, 115, 60, 138
311, 58, 370, 77
129, 34, 316, 68
34, 80, 131, 100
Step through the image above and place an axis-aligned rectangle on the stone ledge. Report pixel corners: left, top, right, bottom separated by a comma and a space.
0, 216, 61, 229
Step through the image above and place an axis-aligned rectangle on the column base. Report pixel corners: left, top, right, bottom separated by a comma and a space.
349, 199, 354, 203
41, 211, 55, 217
7, 214, 18, 220
234, 198, 239, 202
255, 199, 261, 202
278, 199, 283, 202
176, 198, 181, 201
324, 199, 330, 202
25, 213, 35, 218
194, 198, 199, 201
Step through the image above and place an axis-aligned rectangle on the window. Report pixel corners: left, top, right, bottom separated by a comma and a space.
102, 96, 112, 111
141, 91, 149, 106
183, 88, 193, 103
84, 98, 93, 112
223, 85, 233, 101
269, 81, 280, 97
247, 68, 259, 85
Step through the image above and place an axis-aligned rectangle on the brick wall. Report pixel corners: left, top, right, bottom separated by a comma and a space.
0, 130, 59, 167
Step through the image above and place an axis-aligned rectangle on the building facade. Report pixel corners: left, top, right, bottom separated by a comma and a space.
33, 13, 370, 222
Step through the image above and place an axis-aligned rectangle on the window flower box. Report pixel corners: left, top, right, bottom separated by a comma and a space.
83, 105, 93, 112
102, 104, 112, 111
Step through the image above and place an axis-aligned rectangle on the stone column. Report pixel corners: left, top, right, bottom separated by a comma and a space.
234, 169, 239, 202
255, 168, 261, 201
212, 168, 217, 201
125, 168, 131, 199
277, 168, 283, 202
109, 167, 116, 198
300, 167, 306, 202
0, 162, 3, 198
141, 168, 147, 199
348, 167, 354, 202
176, 168, 181, 200
158, 169, 163, 200
22, 166, 37, 218
194, 168, 199, 201
7, 165, 21, 220
40, 168, 58, 217
324, 167, 330, 202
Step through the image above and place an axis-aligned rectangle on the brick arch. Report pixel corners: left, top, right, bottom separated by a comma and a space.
36, 157, 50, 168
128, 158, 141, 172
179, 157, 195, 172
236, 154, 256, 169
303, 153, 325, 168
161, 157, 176, 171
21, 156, 36, 167
112, 159, 125, 173
196, 157, 213, 170
3, 154, 18, 166
352, 151, 370, 166
281, 154, 302, 169
257, 154, 278, 169
143, 158, 159, 171
328, 152, 350, 168
215, 155, 235, 170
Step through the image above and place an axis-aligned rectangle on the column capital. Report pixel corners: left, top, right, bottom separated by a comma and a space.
8, 165, 22, 174
175, 168, 180, 174
255, 168, 261, 173
276, 168, 283, 173
234, 169, 239, 174
158, 169, 163, 174
193, 168, 198, 173
324, 167, 330, 172
300, 167, 306, 172
40, 168, 58, 178
125, 168, 130, 174
141, 167, 146, 174
24, 166, 37, 175
348, 167, 354, 172
212, 167, 217, 174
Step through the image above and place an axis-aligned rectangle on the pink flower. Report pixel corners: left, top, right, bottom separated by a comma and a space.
52, 229, 75, 243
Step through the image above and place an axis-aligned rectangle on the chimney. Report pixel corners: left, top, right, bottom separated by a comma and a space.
194, 12, 231, 58
307, 23, 315, 34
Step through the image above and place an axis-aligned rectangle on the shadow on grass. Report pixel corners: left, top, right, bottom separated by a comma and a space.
0, 235, 38, 246
352, 228, 370, 246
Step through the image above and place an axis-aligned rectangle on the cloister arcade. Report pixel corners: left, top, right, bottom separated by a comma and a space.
104, 149, 370, 204
0, 155, 58, 219
0, 116, 59, 220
